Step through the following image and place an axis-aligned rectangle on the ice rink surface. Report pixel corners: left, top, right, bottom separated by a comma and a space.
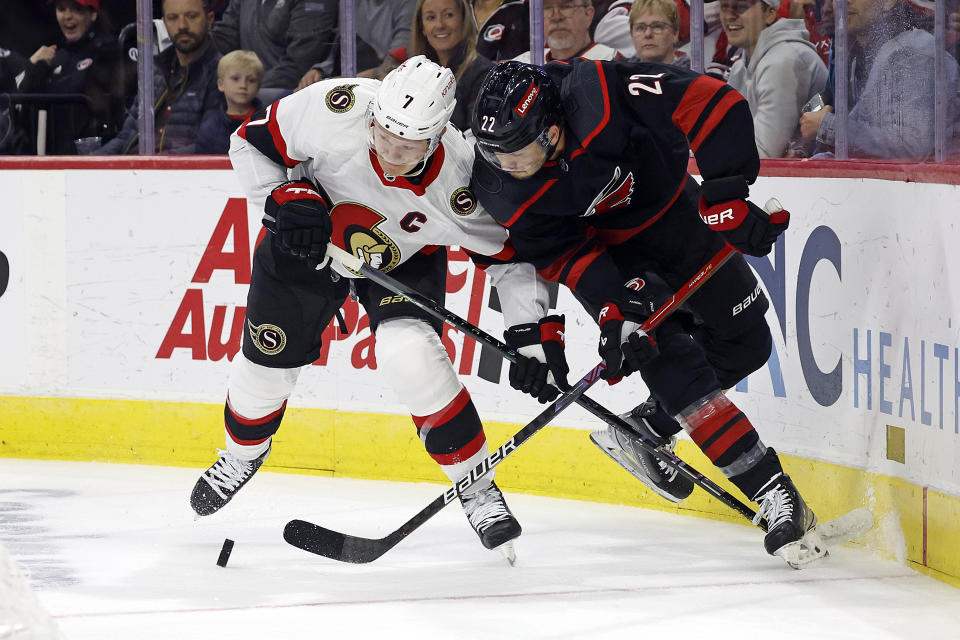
1, 458, 958, 640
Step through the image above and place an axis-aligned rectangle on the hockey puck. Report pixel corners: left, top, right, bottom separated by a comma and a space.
216, 538, 235, 567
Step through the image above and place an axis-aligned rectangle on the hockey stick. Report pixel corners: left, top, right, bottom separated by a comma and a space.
284, 241, 755, 563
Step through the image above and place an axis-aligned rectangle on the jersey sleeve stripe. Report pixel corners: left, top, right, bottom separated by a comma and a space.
267, 102, 297, 167
538, 234, 600, 290
569, 61, 612, 161
237, 102, 299, 168
464, 243, 517, 267
671, 75, 728, 138
503, 178, 558, 227
687, 90, 744, 152
682, 87, 729, 147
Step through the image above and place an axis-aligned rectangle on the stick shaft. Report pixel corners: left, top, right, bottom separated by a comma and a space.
327, 242, 755, 521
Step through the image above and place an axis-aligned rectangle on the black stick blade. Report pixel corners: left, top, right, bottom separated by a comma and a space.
283, 519, 390, 564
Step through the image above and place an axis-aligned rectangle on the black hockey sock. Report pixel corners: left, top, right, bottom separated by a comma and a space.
413, 387, 486, 466
728, 447, 785, 501
224, 396, 286, 446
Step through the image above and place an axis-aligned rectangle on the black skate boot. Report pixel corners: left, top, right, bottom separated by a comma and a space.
590, 400, 694, 503
190, 444, 271, 516
752, 473, 819, 567
460, 481, 521, 562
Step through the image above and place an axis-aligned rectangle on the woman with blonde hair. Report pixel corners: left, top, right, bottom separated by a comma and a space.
628, 0, 690, 67
387, 0, 495, 131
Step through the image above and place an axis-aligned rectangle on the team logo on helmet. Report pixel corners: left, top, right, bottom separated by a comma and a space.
450, 187, 477, 216
329, 202, 401, 275
247, 320, 286, 356
325, 84, 359, 113
624, 277, 646, 292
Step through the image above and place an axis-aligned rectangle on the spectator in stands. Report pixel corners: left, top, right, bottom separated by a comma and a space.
628, 0, 690, 66
0, 47, 33, 154
475, 0, 530, 61
594, 1, 735, 76
798, 0, 960, 159
98, 0, 221, 154
296, 0, 416, 89
212, 0, 336, 91
195, 50, 263, 154
514, 0, 620, 62
16, 0, 124, 154
472, 0, 508, 29
1, 1, 61, 61
721, 0, 827, 158
381, 0, 494, 132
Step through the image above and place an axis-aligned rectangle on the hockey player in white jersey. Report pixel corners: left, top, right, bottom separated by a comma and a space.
189, 57, 566, 556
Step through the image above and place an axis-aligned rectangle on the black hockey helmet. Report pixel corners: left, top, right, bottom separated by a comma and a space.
471, 61, 563, 169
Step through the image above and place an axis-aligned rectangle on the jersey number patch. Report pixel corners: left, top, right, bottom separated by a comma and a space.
627, 73, 666, 96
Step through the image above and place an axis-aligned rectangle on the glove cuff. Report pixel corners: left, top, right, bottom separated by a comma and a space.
504, 322, 540, 349
539, 314, 565, 344
597, 302, 624, 327
700, 175, 749, 204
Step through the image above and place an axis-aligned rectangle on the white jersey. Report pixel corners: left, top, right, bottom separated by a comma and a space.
229, 78, 549, 327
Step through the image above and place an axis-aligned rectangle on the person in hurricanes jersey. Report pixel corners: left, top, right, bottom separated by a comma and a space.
470, 59, 820, 568
188, 56, 565, 558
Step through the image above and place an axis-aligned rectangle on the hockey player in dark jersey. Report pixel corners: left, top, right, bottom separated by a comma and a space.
470, 59, 820, 568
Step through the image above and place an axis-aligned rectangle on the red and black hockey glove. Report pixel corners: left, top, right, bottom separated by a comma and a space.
597, 289, 660, 382
263, 180, 333, 266
504, 314, 570, 403
698, 176, 790, 257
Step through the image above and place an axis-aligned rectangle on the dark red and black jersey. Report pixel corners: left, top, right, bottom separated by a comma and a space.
472, 57, 759, 307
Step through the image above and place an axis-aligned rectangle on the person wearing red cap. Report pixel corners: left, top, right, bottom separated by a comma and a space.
17, 0, 124, 154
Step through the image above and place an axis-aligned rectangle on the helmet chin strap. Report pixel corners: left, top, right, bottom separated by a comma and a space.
545, 127, 564, 162
384, 157, 428, 179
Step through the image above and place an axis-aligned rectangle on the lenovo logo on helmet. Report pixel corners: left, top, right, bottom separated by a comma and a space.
514, 82, 540, 117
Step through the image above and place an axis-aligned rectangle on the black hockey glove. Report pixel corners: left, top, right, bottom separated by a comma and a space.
597, 295, 652, 383
698, 176, 790, 257
598, 274, 680, 382
263, 180, 332, 266
504, 314, 570, 404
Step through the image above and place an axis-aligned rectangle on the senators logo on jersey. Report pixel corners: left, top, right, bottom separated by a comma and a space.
450, 187, 477, 216
329, 202, 401, 275
325, 84, 359, 113
248, 320, 287, 356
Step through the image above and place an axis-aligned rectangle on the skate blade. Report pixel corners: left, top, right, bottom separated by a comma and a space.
495, 540, 517, 567
775, 508, 875, 570
589, 435, 685, 504
775, 530, 827, 570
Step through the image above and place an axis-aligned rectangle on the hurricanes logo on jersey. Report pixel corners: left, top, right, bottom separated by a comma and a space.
583, 166, 635, 217
247, 320, 286, 356
450, 187, 477, 216
329, 202, 401, 275
325, 84, 359, 113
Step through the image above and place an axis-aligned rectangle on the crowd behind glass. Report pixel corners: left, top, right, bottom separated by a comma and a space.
1, 0, 957, 161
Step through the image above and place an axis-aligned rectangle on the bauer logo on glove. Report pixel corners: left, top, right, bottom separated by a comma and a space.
697, 176, 790, 257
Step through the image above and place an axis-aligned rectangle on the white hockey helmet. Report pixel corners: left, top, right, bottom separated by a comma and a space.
366, 55, 458, 166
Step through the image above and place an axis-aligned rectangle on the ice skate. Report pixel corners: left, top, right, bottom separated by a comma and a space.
590, 401, 694, 503
190, 444, 271, 516
460, 481, 521, 562
752, 473, 819, 568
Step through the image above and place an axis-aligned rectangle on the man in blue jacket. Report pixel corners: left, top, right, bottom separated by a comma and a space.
98, 0, 221, 154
